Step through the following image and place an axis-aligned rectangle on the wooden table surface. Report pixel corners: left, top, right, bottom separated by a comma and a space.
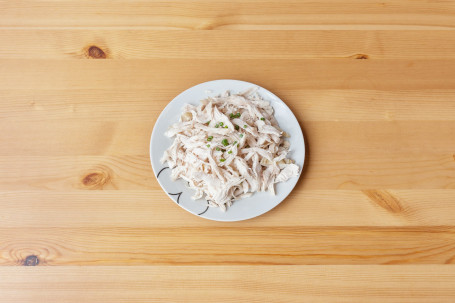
1, 1, 455, 302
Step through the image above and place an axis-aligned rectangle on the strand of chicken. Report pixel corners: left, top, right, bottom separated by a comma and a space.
161, 89, 299, 211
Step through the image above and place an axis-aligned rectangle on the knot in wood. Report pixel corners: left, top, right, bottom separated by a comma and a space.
353, 54, 369, 59
87, 46, 106, 59
363, 190, 403, 214
81, 170, 110, 189
24, 255, 39, 266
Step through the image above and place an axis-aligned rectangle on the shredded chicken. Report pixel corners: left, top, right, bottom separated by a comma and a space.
161, 88, 299, 211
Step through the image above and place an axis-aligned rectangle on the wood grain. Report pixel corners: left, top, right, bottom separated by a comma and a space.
2, 89, 455, 122
1, 30, 455, 59
2, 0, 455, 301
1, 226, 455, 265
1, 190, 455, 228
1, 121, 455, 156
2, 0, 455, 30
1, 153, 454, 190
1, 266, 455, 303
2, 59, 455, 90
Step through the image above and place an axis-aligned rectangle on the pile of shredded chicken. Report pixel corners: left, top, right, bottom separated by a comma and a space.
161, 89, 299, 211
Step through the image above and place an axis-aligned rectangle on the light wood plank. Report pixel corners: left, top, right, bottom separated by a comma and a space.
0, 152, 453, 190
0, 227, 454, 265
0, 154, 451, 191
1, 266, 455, 302
1, 190, 455, 228
1, 59, 455, 90
1, 120, 454, 156
0, 156, 157, 190
1, 30, 455, 59
2, 0, 455, 29
2, 89, 455, 122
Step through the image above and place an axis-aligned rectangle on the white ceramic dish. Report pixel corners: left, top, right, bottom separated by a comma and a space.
150, 79, 305, 221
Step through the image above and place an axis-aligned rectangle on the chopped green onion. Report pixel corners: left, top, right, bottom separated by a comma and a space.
215, 124, 219, 128
207, 136, 213, 141
234, 124, 239, 131
243, 125, 247, 128
235, 113, 241, 118
206, 144, 210, 147
239, 134, 244, 138
229, 113, 234, 119
233, 141, 238, 145
219, 122, 224, 126
216, 147, 220, 151
221, 139, 229, 146
206, 120, 211, 125
260, 117, 265, 121
220, 158, 226, 162
228, 150, 232, 154
224, 126, 228, 128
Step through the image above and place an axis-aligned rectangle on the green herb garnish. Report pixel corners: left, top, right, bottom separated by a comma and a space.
243, 125, 247, 128
260, 117, 265, 121
206, 144, 210, 147
234, 124, 239, 131
228, 150, 232, 154
239, 134, 244, 138
216, 147, 220, 151
220, 158, 226, 162
221, 139, 229, 146
207, 136, 213, 141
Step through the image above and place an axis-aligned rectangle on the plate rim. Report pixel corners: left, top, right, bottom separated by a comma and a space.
150, 79, 305, 221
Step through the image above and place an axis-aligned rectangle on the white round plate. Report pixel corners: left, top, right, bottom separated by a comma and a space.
150, 79, 305, 221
